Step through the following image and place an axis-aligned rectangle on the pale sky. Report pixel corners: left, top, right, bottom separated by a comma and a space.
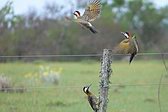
0, 0, 168, 15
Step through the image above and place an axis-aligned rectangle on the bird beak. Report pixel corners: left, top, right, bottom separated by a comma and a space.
88, 84, 92, 88
121, 32, 126, 36
121, 32, 127, 36
73, 12, 76, 15
121, 32, 124, 35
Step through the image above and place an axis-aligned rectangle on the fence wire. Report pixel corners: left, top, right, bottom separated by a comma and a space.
1, 83, 168, 91
0, 52, 168, 58
0, 52, 168, 90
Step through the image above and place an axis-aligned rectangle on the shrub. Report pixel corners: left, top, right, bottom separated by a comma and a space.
24, 65, 62, 85
0, 74, 26, 93
0, 75, 11, 92
39, 66, 61, 85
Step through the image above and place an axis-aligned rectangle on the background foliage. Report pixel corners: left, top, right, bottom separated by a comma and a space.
0, 0, 168, 61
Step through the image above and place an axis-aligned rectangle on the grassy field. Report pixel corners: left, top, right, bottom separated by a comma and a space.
0, 60, 168, 112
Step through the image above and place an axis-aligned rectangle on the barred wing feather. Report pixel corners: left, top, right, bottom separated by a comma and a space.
82, 0, 101, 22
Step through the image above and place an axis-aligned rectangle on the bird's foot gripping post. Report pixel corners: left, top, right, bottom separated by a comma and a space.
98, 49, 112, 112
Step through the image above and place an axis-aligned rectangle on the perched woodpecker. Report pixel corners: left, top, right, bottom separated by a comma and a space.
67, 0, 101, 33
113, 32, 139, 64
83, 84, 100, 112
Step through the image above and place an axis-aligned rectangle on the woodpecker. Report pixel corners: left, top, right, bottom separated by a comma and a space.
113, 32, 139, 64
67, 0, 101, 33
83, 84, 100, 112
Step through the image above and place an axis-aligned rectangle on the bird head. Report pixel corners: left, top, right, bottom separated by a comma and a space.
73, 11, 81, 18
121, 32, 131, 39
83, 84, 92, 94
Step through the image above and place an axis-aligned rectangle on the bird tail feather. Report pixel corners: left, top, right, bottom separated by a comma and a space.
89, 26, 98, 33
129, 53, 136, 64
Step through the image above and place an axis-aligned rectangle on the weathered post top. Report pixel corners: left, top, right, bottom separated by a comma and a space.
98, 49, 112, 112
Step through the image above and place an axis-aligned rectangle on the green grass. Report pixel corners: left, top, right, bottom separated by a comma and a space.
0, 60, 168, 112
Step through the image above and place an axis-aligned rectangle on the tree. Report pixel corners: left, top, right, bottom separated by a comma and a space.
0, 1, 20, 32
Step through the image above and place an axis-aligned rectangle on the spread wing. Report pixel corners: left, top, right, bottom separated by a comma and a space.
82, 0, 101, 22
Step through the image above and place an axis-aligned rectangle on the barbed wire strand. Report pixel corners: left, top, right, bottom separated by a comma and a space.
1, 83, 168, 91
0, 52, 168, 58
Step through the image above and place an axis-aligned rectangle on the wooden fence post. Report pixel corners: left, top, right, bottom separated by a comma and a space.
98, 49, 112, 112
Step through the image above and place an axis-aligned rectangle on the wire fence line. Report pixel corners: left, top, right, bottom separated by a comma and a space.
0, 52, 168, 58
0, 52, 167, 91
0, 52, 167, 90
1, 83, 168, 91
